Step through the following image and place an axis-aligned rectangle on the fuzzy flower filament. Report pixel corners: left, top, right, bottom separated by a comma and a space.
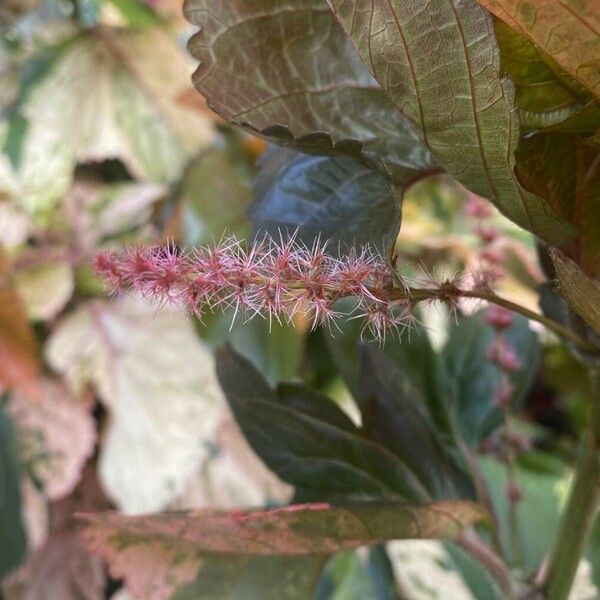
94, 236, 415, 341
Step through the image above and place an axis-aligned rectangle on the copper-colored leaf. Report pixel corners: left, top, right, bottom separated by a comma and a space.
0, 255, 39, 399
516, 134, 600, 277
328, 0, 572, 244
477, 0, 600, 100
82, 501, 485, 557
552, 250, 600, 337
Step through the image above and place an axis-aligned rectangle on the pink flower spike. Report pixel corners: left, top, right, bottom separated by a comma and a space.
480, 247, 504, 265
505, 482, 522, 504
487, 339, 521, 373
465, 195, 493, 219
485, 306, 513, 331
475, 225, 499, 244
94, 250, 123, 292
493, 380, 514, 407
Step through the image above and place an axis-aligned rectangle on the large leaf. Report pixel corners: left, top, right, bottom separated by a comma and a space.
442, 311, 540, 446
516, 133, 600, 277
325, 313, 454, 440
45, 298, 223, 514
552, 251, 600, 338
358, 346, 474, 501
0, 405, 27, 578
494, 19, 593, 127
0, 254, 39, 399
184, 0, 436, 182
476, 0, 600, 101
12, 28, 213, 218
80, 501, 485, 599
328, 0, 571, 243
249, 149, 401, 256
216, 346, 471, 502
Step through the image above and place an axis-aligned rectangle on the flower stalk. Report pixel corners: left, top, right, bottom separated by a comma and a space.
545, 371, 600, 600
94, 235, 595, 350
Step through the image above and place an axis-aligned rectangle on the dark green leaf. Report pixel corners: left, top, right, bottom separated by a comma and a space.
184, 0, 436, 182
173, 556, 325, 600
315, 548, 399, 600
329, 0, 573, 244
359, 346, 474, 501
216, 345, 431, 502
0, 404, 27, 578
442, 311, 540, 446
178, 130, 254, 246
198, 312, 305, 386
326, 312, 454, 441
444, 543, 503, 600
250, 150, 401, 256
217, 345, 473, 503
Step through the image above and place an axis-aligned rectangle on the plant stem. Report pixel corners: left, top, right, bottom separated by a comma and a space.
390, 286, 595, 352
456, 529, 514, 596
545, 372, 600, 600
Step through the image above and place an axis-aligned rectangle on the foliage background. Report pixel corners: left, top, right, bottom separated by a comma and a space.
0, 1, 599, 599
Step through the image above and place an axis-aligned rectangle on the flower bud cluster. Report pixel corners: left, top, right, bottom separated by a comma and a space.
94, 235, 415, 342
464, 194, 505, 283
484, 304, 526, 505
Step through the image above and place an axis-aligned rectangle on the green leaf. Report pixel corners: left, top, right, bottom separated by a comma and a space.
12, 28, 213, 218
0, 404, 27, 578
444, 543, 503, 600
178, 130, 254, 246
216, 345, 431, 502
442, 311, 540, 446
315, 548, 399, 600
250, 150, 401, 256
104, 0, 158, 28
359, 346, 474, 501
172, 556, 326, 600
480, 456, 565, 573
329, 0, 572, 244
217, 345, 473, 503
326, 313, 454, 440
78, 500, 485, 598
552, 251, 600, 338
494, 19, 591, 127
197, 311, 305, 387
476, 0, 600, 101
184, 0, 436, 182
516, 133, 600, 277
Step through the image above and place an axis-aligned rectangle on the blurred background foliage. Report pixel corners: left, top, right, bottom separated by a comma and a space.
0, 1, 598, 599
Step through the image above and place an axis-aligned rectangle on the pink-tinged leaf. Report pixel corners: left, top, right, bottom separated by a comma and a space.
3, 465, 110, 600
7, 379, 96, 500
79, 501, 486, 599
476, 0, 600, 100
2, 532, 105, 600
